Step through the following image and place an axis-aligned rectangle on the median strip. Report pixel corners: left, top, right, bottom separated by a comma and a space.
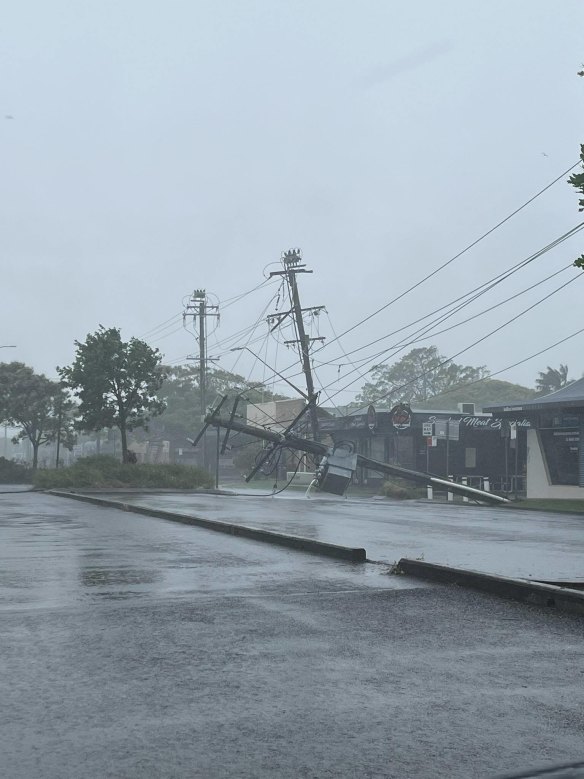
394, 558, 584, 616
48, 490, 367, 563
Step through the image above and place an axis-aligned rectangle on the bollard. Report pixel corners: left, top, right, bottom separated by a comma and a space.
483, 478, 490, 492
462, 477, 469, 503
426, 485, 433, 500
447, 476, 454, 502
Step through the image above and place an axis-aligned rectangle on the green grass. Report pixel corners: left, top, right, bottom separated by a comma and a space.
33, 455, 213, 490
502, 498, 584, 515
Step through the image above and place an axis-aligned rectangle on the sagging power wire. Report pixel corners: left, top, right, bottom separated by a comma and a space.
326, 272, 584, 410
316, 159, 582, 353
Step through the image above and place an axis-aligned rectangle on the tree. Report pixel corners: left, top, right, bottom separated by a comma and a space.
535, 364, 571, 396
356, 346, 488, 408
568, 68, 583, 268
59, 327, 166, 463
568, 144, 584, 269
0, 362, 76, 469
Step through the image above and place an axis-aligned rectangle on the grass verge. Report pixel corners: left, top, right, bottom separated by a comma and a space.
502, 498, 584, 515
33, 455, 213, 490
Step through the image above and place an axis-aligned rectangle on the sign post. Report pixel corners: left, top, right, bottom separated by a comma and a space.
423, 422, 433, 472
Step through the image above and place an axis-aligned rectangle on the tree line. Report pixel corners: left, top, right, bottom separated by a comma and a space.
1, 326, 579, 470
0, 326, 284, 469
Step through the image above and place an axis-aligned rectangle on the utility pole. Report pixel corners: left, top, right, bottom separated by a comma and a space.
55, 401, 63, 469
184, 289, 219, 472
269, 249, 324, 441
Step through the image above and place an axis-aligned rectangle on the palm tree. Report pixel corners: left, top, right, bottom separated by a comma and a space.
535, 364, 570, 395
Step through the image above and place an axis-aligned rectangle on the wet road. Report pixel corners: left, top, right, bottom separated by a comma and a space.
107, 490, 584, 581
2, 492, 584, 779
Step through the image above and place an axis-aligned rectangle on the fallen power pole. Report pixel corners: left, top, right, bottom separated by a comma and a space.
188, 251, 508, 505
196, 400, 509, 505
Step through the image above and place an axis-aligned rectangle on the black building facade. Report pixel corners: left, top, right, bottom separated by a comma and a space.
320, 404, 531, 493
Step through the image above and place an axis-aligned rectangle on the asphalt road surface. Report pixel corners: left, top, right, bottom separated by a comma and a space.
107, 490, 584, 581
2, 491, 584, 779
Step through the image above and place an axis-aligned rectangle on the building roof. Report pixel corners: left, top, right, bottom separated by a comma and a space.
485, 377, 584, 413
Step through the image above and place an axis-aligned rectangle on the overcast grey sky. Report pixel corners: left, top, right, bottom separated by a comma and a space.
2, 0, 583, 404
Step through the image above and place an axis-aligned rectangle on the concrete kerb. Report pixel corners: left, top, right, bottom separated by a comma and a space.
395, 558, 584, 616
48, 490, 367, 563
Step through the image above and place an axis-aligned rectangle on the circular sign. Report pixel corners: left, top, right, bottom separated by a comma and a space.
391, 403, 412, 431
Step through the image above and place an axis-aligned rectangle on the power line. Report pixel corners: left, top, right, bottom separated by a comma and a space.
139, 313, 183, 340
219, 277, 277, 308
138, 279, 276, 343
375, 263, 576, 353
168, 213, 583, 409
211, 321, 273, 352
256, 221, 584, 398
401, 325, 584, 402
310, 222, 584, 381
327, 272, 583, 409
148, 324, 187, 345
317, 160, 582, 352
227, 290, 282, 375
321, 257, 580, 384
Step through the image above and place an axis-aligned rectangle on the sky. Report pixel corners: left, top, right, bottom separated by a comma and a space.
1, 0, 583, 407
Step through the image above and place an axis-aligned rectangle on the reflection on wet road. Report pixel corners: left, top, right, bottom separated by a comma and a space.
106, 491, 584, 581
0, 493, 398, 611
2, 492, 584, 779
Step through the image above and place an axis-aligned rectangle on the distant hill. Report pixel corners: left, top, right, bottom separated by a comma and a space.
418, 378, 536, 412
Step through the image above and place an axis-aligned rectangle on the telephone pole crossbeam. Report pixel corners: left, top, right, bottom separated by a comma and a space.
284, 337, 326, 346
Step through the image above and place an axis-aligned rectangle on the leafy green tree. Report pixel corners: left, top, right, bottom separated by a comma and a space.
0, 362, 76, 469
59, 327, 166, 463
535, 364, 571, 396
356, 346, 488, 408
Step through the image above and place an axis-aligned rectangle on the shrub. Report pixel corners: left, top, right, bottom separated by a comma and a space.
379, 478, 421, 500
33, 455, 213, 490
0, 457, 31, 484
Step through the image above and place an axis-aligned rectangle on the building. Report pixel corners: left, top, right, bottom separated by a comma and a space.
247, 398, 307, 433
320, 403, 530, 494
486, 378, 584, 499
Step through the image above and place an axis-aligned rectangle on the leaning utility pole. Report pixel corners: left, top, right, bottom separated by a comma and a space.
184, 289, 219, 470
268, 249, 324, 441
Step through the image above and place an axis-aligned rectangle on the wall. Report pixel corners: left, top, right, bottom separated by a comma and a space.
526, 428, 584, 499
247, 399, 305, 431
